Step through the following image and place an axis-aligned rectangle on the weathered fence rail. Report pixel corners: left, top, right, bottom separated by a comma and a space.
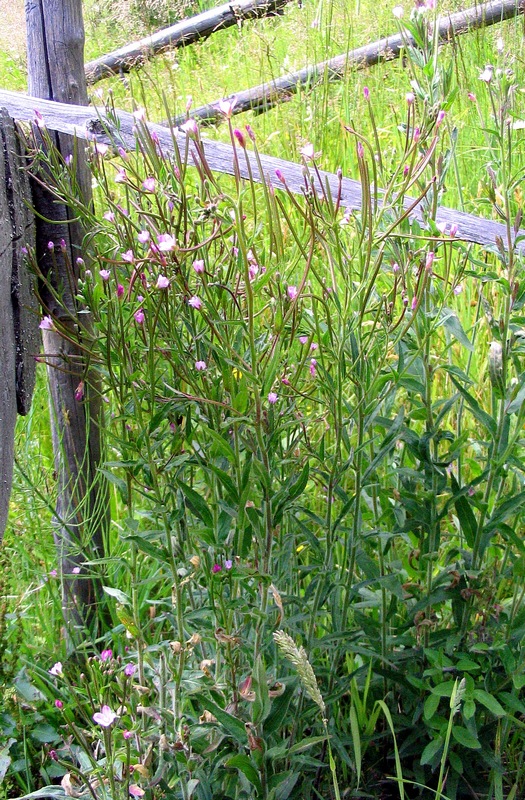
0, 88, 523, 255
85, 0, 293, 83
166, 0, 524, 126
0, 111, 37, 544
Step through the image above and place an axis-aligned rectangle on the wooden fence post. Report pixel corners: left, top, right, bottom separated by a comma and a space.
25, 0, 109, 636
0, 110, 38, 544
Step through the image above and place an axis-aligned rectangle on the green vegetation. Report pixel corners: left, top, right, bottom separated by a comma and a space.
2, 1, 525, 798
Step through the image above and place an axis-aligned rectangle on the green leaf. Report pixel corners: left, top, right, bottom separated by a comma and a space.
0, 739, 15, 783
11, 790, 66, 800
450, 474, 477, 547
350, 704, 361, 787
420, 737, 443, 766
30, 724, 60, 744
177, 481, 214, 528
123, 535, 167, 561
424, 693, 441, 721
449, 376, 497, 437
288, 735, 327, 755
506, 380, 525, 415
252, 656, 271, 725
472, 690, 505, 717
439, 307, 474, 351
484, 490, 525, 536
103, 585, 130, 606
430, 682, 454, 698
449, 751, 463, 774
226, 754, 262, 795
452, 726, 481, 749
196, 696, 247, 743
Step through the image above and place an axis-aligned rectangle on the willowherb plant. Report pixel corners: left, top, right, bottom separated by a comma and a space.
10, 8, 525, 797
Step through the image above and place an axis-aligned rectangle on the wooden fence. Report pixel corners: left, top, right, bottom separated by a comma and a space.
0, 112, 37, 541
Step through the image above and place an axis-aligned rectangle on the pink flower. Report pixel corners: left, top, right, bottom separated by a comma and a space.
55, 699, 63, 709
188, 295, 203, 310
100, 649, 113, 662
357, 141, 364, 159
436, 110, 446, 127
193, 259, 205, 274
268, 392, 278, 404
117, 284, 125, 299
411, 296, 418, 311
123, 730, 133, 740
287, 285, 298, 301
49, 569, 58, 578
212, 564, 222, 573
156, 275, 170, 290
39, 316, 54, 331
157, 234, 176, 252
133, 107, 146, 121
129, 785, 145, 798
115, 169, 127, 183
245, 124, 256, 142
218, 97, 236, 118
99, 269, 111, 282
124, 663, 136, 677
467, 92, 476, 102
392, 262, 400, 273
138, 230, 150, 244
180, 119, 199, 137
142, 177, 156, 192
363, 86, 370, 101
195, 360, 207, 371
118, 146, 129, 160
122, 250, 134, 263
406, 92, 415, 105
275, 169, 286, 184
72, 566, 81, 574
300, 143, 315, 161
74, 381, 84, 402
425, 251, 435, 272
134, 309, 145, 324
413, 127, 421, 143
225, 559, 233, 570
92, 705, 117, 727
94, 142, 109, 156
47, 241, 54, 250
49, 662, 63, 677
479, 65, 494, 84
299, 335, 308, 345
310, 342, 318, 351
233, 129, 246, 148
392, 5, 403, 18
103, 211, 115, 222
309, 358, 317, 377
454, 284, 463, 295
34, 109, 45, 127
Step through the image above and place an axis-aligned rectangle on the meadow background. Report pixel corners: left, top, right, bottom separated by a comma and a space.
1, 0, 525, 798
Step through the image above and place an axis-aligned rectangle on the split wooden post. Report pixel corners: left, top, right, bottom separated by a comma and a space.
25, 0, 108, 635
0, 110, 38, 544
